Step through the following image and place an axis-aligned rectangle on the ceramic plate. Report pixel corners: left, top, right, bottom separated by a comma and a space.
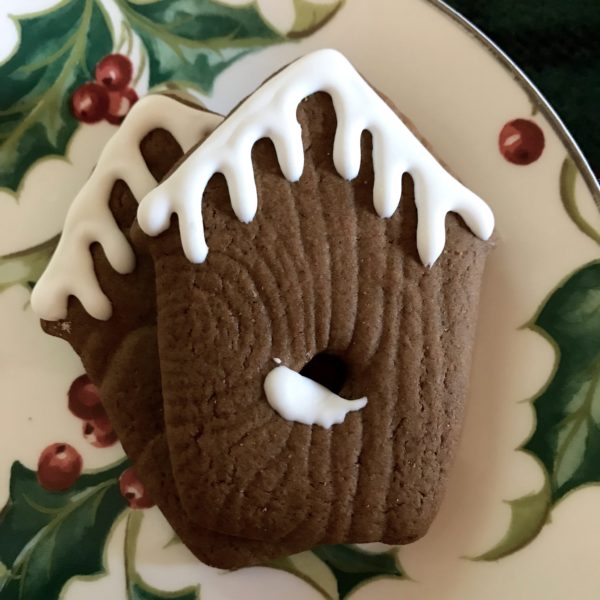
1, 1, 599, 599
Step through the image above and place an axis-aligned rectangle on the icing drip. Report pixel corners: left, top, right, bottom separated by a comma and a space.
138, 48, 494, 267
31, 95, 223, 321
264, 365, 367, 428
32, 49, 494, 324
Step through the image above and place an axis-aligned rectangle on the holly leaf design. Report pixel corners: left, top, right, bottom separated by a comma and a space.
115, 0, 283, 92
125, 511, 198, 600
0, 0, 344, 193
129, 584, 197, 600
288, 0, 343, 38
526, 262, 600, 497
474, 480, 550, 561
0, 235, 59, 293
559, 157, 600, 245
312, 544, 404, 600
268, 551, 338, 600
0, 459, 129, 599
0, 0, 113, 192
129, 583, 197, 600
479, 261, 600, 560
271, 544, 403, 599
313, 545, 403, 598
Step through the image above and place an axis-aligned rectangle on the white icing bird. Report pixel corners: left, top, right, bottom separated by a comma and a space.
263, 365, 367, 428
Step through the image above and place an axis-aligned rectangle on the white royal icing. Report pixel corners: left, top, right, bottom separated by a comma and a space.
31, 95, 223, 321
138, 48, 494, 268
33, 49, 494, 325
264, 365, 367, 428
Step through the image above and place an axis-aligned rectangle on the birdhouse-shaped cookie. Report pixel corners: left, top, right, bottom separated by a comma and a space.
33, 50, 494, 569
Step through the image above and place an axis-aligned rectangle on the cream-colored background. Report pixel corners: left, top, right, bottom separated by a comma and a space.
1, 0, 599, 598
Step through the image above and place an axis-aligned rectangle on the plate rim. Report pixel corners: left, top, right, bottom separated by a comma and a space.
426, 0, 600, 205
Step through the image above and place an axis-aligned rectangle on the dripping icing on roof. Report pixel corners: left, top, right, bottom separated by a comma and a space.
138, 48, 494, 266
32, 49, 494, 323
31, 95, 223, 321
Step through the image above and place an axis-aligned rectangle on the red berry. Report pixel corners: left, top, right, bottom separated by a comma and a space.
70, 82, 109, 123
68, 374, 105, 420
499, 119, 545, 165
83, 414, 118, 448
119, 467, 154, 509
95, 54, 133, 91
37, 443, 83, 492
105, 88, 138, 125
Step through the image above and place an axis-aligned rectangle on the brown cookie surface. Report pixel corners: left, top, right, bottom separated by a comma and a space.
140, 92, 492, 545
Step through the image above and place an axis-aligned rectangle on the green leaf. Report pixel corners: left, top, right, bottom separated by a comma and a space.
115, 0, 283, 92
479, 262, 600, 561
268, 552, 338, 600
312, 545, 403, 599
0, 0, 113, 192
129, 584, 197, 600
0, 0, 344, 192
129, 578, 198, 600
288, 0, 344, 38
473, 477, 550, 560
559, 157, 600, 246
525, 262, 600, 499
270, 544, 403, 599
0, 235, 59, 293
125, 511, 198, 600
0, 460, 128, 599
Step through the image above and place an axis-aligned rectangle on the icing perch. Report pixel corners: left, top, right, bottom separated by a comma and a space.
138, 48, 494, 267
264, 365, 368, 428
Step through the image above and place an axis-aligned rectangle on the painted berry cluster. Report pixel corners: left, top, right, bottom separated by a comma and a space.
71, 54, 138, 125
36, 373, 153, 510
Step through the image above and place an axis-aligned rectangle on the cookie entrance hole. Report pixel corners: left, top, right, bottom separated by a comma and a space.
300, 353, 348, 394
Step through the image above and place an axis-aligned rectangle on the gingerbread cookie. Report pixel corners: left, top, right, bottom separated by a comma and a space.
33, 50, 494, 565
134, 51, 493, 544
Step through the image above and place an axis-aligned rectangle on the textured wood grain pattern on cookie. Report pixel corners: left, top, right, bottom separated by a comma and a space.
41, 119, 305, 568
142, 92, 493, 545
102, 323, 314, 568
